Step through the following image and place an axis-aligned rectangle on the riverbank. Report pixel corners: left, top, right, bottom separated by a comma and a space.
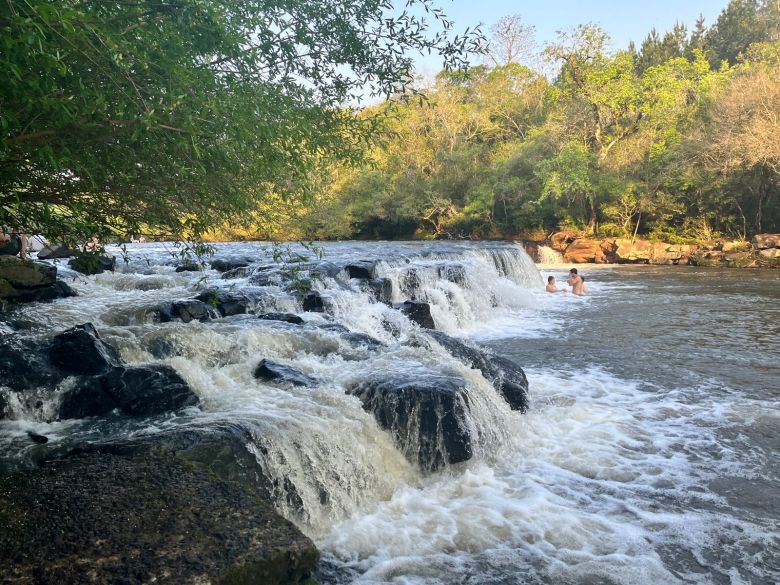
521, 232, 780, 269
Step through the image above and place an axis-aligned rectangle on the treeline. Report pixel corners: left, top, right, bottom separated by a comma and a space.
292, 0, 780, 242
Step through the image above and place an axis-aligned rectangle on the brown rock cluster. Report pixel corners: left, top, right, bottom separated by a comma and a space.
533, 232, 780, 268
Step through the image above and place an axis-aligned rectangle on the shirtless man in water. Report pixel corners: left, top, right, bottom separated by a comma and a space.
567, 268, 587, 295
545, 275, 568, 293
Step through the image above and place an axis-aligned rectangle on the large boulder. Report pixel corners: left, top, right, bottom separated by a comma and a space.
347, 372, 473, 471
362, 277, 393, 305
397, 300, 435, 329
752, 234, 780, 250
0, 451, 319, 585
0, 335, 63, 393
49, 323, 120, 375
550, 231, 580, 252
563, 238, 607, 263
59, 364, 199, 419
301, 291, 324, 312
609, 238, 653, 264
426, 331, 529, 412
254, 359, 317, 387
0, 256, 74, 303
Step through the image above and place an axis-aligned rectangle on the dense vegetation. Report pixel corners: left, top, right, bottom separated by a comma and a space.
298, 0, 780, 243
0, 0, 479, 245
2, 0, 779, 246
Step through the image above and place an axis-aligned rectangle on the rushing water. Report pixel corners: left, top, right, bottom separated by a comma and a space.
1, 242, 778, 585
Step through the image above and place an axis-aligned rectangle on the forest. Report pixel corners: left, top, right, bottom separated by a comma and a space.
281, 0, 780, 243
1, 0, 779, 246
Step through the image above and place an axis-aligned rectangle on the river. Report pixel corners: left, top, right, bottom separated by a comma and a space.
1, 242, 778, 585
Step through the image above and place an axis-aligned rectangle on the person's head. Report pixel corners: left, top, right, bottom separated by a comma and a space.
547, 276, 555, 284
569, 268, 578, 275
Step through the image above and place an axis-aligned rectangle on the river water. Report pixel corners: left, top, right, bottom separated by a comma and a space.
1, 242, 778, 585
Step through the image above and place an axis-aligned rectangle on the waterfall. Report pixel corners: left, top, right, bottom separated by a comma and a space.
537, 245, 564, 264
1, 241, 542, 536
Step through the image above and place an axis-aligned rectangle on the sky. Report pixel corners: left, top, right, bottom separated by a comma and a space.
411, 0, 730, 75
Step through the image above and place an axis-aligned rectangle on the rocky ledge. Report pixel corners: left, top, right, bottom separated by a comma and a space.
0, 450, 318, 585
0, 256, 77, 303
525, 232, 780, 268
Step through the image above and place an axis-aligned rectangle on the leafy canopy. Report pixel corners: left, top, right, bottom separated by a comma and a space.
0, 0, 481, 244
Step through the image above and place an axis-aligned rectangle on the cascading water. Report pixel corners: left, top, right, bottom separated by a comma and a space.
537, 245, 564, 264
0, 241, 541, 537
2, 242, 778, 585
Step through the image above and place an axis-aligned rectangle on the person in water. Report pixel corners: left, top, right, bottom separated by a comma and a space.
546, 275, 568, 293
567, 268, 587, 295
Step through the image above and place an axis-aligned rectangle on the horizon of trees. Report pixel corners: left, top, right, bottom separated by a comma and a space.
281, 0, 780, 244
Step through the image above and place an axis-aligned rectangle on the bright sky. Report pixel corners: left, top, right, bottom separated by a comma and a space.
412, 0, 729, 75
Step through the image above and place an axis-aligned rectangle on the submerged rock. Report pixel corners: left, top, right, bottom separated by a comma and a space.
426, 331, 529, 412
258, 312, 305, 325
301, 291, 324, 312
347, 372, 473, 471
196, 289, 253, 317
397, 300, 435, 329
254, 359, 317, 387
49, 322, 120, 375
0, 451, 319, 585
210, 258, 252, 272
362, 277, 393, 305
59, 364, 199, 419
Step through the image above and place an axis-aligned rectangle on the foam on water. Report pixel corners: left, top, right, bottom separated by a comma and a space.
2, 243, 778, 584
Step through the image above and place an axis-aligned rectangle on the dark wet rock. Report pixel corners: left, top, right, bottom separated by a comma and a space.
347, 372, 473, 471
222, 266, 252, 279
156, 300, 220, 323
426, 331, 528, 412
438, 263, 467, 285
258, 312, 304, 325
68, 254, 116, 275
53, 280, 78, 297
397, 300, 435, 329
210, 258, 252, 272
309, 261, 343, 279
342, 332, 384, 349
37, 244, 75, 260
0, 336, 63, 392
59, 365, 199, 420
345, 260, 377, 280
302, 291, 324, 312
27, 431, 48, 444
50, 323, 120, 376
174, 261, 203, 272
0, 451, 319, 585
254, 359, 317, 387
196, 289, 252, 317
363, 277, 393, 305
400, 268, 421, 299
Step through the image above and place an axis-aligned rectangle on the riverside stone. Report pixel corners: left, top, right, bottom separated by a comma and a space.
347, 372, 473, 471
752, 234, 780, 250
258, 312, 305, 325
345, 260, 377, 279
0, 255, 56, 288
0, 451, 319, 585
563, 239, 607, 263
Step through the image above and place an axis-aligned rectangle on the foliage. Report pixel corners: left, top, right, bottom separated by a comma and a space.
301, 3, 780, 242
0, 0, 482, 246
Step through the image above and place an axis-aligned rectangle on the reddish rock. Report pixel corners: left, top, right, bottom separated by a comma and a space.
563, 239, 606, 263
550, 231, 580, 252
752, 234, 780, 250
612, 238, 653, 263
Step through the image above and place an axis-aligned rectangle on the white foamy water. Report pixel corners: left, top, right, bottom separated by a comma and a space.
1, 243, 777, 585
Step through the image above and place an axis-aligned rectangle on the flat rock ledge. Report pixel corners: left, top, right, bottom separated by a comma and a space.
0, 451, 318, 585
